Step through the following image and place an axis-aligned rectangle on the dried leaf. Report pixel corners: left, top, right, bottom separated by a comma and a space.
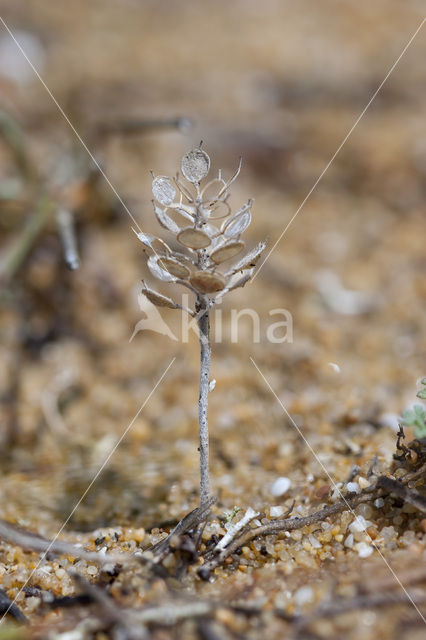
211, 240, 245, 264
158, 256, 190, 279
148, 255, 176, 282
153, 202, 181, 235
142, 286, 178, 309
152, 176, 176, 206
227, 239, 267, 274
177, 227, 211, 249
181, 148, 210, 183
190, 270, 226, 293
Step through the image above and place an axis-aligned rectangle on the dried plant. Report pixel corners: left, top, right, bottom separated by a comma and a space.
135, 145, 267, 506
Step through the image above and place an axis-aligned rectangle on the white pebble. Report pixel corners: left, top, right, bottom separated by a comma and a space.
330, 482, 343, 501
294, 586, 314, 607
349, 515, 368, 534
308, 534, 321, 549
328, 362, 341, 373
270, 477, 291, 497
357, 542, 374, 558
374, 498, 385, 508
344, 533, 354, 548
270, 506, 284, 517
358, 477, 370, 489
346, 482, 361, 494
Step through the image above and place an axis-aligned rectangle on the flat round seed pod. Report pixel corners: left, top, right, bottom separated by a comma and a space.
177, 227, 211, 249
205, 199, 231, 220
210, 240, 245, 264
148, 255, 176, 282
158, 257, 190, 279
228, 239, 267, 273
153, 202, 181, 235
142, 287, 177, 309
181, 149, 210, 183
152, 176, 176, 206
190, 271, 226, 293
223, 210, 251, 238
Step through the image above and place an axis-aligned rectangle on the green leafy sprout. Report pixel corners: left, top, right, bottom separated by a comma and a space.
401, 378, 426, 438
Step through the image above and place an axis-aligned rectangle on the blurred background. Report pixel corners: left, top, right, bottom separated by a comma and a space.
0, 0, 425, 531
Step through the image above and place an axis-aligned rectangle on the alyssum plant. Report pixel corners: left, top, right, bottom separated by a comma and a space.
134, 145, 267, 506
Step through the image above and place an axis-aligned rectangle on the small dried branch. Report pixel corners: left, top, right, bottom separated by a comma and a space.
377, 476, 426, 513
148, 496, 216, 561
215, 507, 260, 552
199, 488, 378, 578
0, 518, 134, 566
0, 587, 28, 624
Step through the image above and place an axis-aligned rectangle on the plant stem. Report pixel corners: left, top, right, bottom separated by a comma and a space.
197, 294, 210, 506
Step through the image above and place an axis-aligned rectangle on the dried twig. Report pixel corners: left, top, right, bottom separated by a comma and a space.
0, 588, 28, 624
0, 518, 133, 566
199, 489, 378, 578
377, 476, 426, 513
149, 497, 216, 561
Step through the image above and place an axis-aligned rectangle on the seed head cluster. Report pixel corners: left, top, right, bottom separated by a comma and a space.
135, 146, 267, 310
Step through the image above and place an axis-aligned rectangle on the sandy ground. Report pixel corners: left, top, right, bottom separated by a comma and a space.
0, 1, 426, 638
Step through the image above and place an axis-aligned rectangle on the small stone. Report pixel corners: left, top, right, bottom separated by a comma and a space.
374, 498, 385, 509
294, 586, 314, 607
346, 482, 361, 494
358, 477, 370, 489
357, 542, 374, 558
344, 533, 354, 548
87, 566, 98, 576
270, 477, 291, 497
270, 506, 284, 517
349, 516, 368, 535
308, 534, 321, 549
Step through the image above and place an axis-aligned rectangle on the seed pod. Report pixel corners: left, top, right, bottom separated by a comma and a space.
141, 286, 178, 309
226, 268, 254, 291
190, 270, 226, 293
223, 211, 251, 238
153, 202, 181, 235
204, 199, 231, 220
227, 239, 267, 274
177, 227, 211, 249
148, 255, 176, 282
181, 148, 210, 183
152, 176, 176, 206
222, 200, 253, 238
132, 228, 173, 254
158, 256, 190, 279
210, 240, 245, 264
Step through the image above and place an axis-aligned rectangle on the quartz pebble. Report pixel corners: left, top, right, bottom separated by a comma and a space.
270, 477, 291, 497
294, 586, 314, 607
346, 482, 361, 494
357, 542, 374, 558
270, 506, 284, 517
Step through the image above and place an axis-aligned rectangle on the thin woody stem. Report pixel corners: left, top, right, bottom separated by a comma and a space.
197, 295, 210, 506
